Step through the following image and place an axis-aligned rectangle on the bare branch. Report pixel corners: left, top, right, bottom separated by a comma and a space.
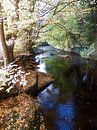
53, 1, 60, 16
8, 0, 15, 6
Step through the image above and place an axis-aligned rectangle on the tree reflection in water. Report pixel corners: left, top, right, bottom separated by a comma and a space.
38, 83, 75, 130
36, 46, 97, 130
37, 57, 76, 130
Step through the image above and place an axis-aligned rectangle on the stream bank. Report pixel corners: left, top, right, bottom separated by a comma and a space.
0, 49, 54, 129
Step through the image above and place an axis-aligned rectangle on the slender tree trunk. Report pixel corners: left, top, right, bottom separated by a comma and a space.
15, 0, 19, 21
7, 38, 15, 62
0, 19, 10, 66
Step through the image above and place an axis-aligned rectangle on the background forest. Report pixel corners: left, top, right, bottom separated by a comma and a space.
0, 0, 97, 66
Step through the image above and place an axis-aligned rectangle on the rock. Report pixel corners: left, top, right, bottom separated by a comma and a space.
0, 93, 39, 129
58, 54, 72, 61
21, 70, 54, 96
0, 62, 54, 100
38, 42, 50, 47
0, 64, 30, 100
38, 71, 54, 89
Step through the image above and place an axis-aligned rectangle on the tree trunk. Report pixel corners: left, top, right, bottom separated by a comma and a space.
7, 38, 15, 62
15, 0, 19, 21
0, 19, 10, 66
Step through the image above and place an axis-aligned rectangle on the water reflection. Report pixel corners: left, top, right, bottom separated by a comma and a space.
36, 45, 57, 59
54, 103, 75, 130
36, 45, 97, 130
38, 83, 75, 130
38, 84, 59, 112
37, 54, 75, 130
37, 61, 46, 73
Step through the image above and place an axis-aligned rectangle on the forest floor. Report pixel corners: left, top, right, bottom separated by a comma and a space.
0, 54, 54, 129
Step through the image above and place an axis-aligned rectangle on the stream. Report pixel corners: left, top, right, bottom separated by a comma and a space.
35, 44, 97, 130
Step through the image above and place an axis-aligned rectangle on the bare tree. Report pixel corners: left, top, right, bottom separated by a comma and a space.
0, 18, 10, 66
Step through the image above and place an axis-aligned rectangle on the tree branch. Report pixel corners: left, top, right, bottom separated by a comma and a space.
9, 0, 15, 6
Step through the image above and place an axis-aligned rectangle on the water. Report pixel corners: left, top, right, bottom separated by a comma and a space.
36, 45, 97, 130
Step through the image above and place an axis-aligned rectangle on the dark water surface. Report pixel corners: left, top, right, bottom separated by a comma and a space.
36, 45, 97, 130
